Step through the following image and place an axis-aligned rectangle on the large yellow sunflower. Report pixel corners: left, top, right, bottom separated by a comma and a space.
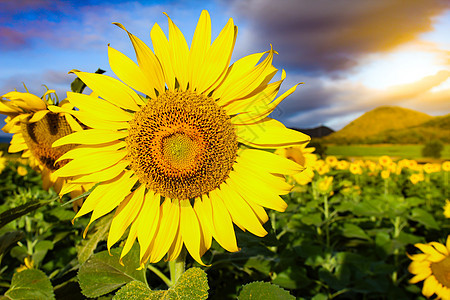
408, 236, 450, 300
51, 10, 310, 265
0, 89, 89, 200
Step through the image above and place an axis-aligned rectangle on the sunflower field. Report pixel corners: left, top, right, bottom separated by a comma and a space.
1, 9, 449, 300
0, 147, 448, 299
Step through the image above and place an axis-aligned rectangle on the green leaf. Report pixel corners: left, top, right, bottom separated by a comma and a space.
113, 281, 153, 300
4, 269, 55, 300
0, 231, 24, 257
78, 243, 145, 298
76, 213, 113, 264
165, 267, 209, 300
0, 200, 53, 229
272, 267, 310, 289
342, 223, 371, 241
409, 208, 439, 230
120, 267, 209, 300
33, 240, 54, 266
71, 68, 106, 93
238, 281, 294, 300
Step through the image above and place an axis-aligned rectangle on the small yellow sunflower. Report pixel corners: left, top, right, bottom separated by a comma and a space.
275, 142, 316, 185
0, 151, 6, 174
0, 89, 90, 199
51, 10, 309, 265
443, 200, 450, 219
443, 161, 450, 172
408, 236, 450, 300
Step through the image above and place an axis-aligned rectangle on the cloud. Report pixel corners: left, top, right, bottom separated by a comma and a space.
281, 70, 450, 129
227, 0, 450, 74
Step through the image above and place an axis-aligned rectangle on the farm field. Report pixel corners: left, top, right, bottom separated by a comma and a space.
0, 150, 449, 299
325, 144, 450, 160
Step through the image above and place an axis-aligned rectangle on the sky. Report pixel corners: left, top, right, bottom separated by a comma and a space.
1, 0, 449, 137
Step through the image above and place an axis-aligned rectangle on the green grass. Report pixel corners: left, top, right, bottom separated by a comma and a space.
325, 144, 450, 160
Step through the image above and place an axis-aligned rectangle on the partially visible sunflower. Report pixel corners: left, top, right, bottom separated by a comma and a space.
0, 89, 91, 202
275, 142, 316, 185
443, 200, 450, 219
408, 236, 450, 300
51, 10, 309, 266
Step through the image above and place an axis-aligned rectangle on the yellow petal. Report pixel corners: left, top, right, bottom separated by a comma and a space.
188, 10, 211, 91
209, 190, 239, 252
52, 129, 128, 147
219, 182, 267, 237
120, 220, 138, 263
164, 13, 189, 91
64, 114, 84, 132
151, 23, 176, 91
166, 226, 183, 262
70, 160, 130, 184
235, 117, 310, 148
108, 46, 159, 98
71, 71, 141, 111
430, 242, 449, 256
180, 199, 205, 265
422, 276, 438, 298
67, 92, 133, 122
28, 110, 50, 123
215, 48, 276, 105
233, 162, 292, 194
227, 169, 287, 212
195, 17, 236, 93
149, 198, 180, 263
53, 150, 128, 177
68, 111, 129, 131
107, 184, 145, 250
87, 172, 138, 229
2, 91, 47, 111
137, 191, 161, 262
56, 141, 126, 162
112, 24, 165, 98
237, 148, 304, 175
193, 197, 212, 256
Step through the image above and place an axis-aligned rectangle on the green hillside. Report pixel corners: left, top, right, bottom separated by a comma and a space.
323, 106, 439, 144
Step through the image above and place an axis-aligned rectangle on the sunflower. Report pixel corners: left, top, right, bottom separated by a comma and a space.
50, 10, 309, 265
275, 142, 316, 185
0, 89, 90, 200
408, 236, 450, 300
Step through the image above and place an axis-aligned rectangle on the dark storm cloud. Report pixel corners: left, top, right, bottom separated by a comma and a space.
228, 0, 449, 74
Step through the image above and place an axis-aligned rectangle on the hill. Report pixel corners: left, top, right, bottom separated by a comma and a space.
323, 106, 433, 144
292, 125, 334, 138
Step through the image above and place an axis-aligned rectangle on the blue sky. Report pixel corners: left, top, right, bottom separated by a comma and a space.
1, 0, 449, 137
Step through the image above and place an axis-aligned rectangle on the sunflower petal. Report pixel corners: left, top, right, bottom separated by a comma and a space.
107, 184, 145, 250
188, 10, 211, 90
67, 92, 133, 122
180, 199, 205, 265
71, 71, 141, 111
209, 190, 239, 252
235, 117, 310, 148
137, 191, 161, 262
151, 23, 176, 91
164, 13, 189, 90
52, 129, 128, 147
112, 23, 165, 98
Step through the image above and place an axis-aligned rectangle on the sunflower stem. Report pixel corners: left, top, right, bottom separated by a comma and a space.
148, 264, 172, 288
169, 247, 186, 287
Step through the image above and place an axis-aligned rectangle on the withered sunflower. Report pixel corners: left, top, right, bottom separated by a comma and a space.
0, 89, 90, 200
51, 10, 309, 265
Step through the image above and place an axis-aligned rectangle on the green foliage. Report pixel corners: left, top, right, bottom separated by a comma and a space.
326, 144, 450, 159
238, 281, 294, 299
422, 140, 444, 158
4, 269, 55, 300
78, 244, 145, 298
114, 267, 208, 300
0, 153, 449, 299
